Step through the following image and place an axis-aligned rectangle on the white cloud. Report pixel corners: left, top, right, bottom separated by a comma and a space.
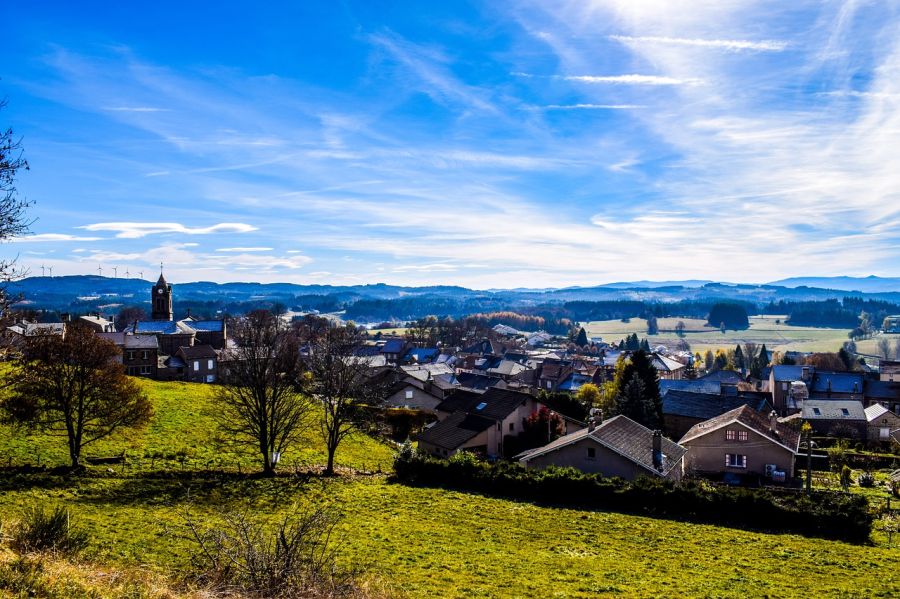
102, 106, 171, 112
78, 222, 258, 238
609, 35, 789, 52
9, 233, 102, 243
543, 104, 644, 110
216, 247, 273, 252
562, 74, 702, 85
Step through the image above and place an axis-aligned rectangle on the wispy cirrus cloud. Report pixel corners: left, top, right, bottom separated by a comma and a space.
542, 103, 644, 110
9, 233, 102, 243
562, 74, 702, 85
215, 247, 273, 252
609, 35, 789, 52
78, 222, 258, 239
102, 106, 171, 112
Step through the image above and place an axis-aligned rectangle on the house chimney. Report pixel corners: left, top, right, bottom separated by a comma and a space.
652, 430, 663, 470
588, 417, 596, 432
60, 313, 70, 323
801, 366, 810, 381
769, 411, 778, 432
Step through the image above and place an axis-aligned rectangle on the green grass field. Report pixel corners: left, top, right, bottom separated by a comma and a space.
2, 377, 899, 597
0, 378, 395, 473
585, 315, 877, 355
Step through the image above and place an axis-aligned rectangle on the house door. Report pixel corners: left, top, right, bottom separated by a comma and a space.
881, 427, 890, 440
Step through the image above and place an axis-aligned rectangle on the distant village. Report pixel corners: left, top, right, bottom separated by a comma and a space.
4, 273, 900, 488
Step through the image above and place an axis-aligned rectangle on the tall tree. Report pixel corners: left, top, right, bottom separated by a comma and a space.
878, 337, 892, 360
302, 325, 389, 475
114, 305, 147, 331
646, 316, 659, 336
675, 320, 686, 338
611, 350, 662, 428
2, 324, 151, 469
575, 327, 589, 347
217, 310, 311, 476
1, 98, 33, 315
733, 345, 745, 371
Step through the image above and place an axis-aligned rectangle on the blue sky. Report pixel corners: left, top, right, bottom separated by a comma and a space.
3, 0, 900, 288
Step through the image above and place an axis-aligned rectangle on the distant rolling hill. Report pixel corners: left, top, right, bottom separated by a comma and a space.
768, 276, 900, 293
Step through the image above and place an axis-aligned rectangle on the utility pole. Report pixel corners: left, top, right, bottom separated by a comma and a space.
803, 422, 813, 495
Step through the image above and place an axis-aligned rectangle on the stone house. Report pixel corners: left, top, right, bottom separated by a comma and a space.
517, 415, 686, 481
679, 405, 800, 480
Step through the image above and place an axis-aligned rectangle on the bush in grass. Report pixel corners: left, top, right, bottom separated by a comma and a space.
393, 451, 872, 542
10, 506, 88, 555
185, 505, 359, 598
858, 472, 875, 488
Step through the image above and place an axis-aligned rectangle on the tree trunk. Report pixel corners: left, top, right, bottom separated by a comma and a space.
325, 444, 337, 476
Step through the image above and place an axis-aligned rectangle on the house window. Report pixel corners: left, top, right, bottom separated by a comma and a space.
509, 422, 515, 432
208, 359, 214, 370
546, 381, 552, 389
140, 366, 151, 375
812, 408, 821, 416
840, 408, 849, 416
725, 430, 748, 441
725, 430, 735, 441
586, 447, 596, 460
142, 351, 149, 360
126, 351, 135, 361
405, 390, 414, 400
725, 454, 747, 468
193, 361, 199, 371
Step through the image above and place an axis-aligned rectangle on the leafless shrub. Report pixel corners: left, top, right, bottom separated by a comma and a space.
185, 506, 360, 598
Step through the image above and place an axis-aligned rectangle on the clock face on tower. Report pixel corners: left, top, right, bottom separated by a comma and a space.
158, 288, 163, 294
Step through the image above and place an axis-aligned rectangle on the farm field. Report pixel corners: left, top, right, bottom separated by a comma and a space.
585, 315, 866, 355
1, 378, 899, 598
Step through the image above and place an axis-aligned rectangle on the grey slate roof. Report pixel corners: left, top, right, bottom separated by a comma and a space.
865, 381, 900, 401
698, 370, 745, 384
680, 405, 800, 452
434, 388, 532, 422
519, 415, 686, 477
416, 411, 495, 450
662, 390, 769, 421
189, 320, 224, 332
177, 344, 217, 360
135, 320, 196, 335
659, 379, 721, 397
801, 400, 866, 421
809, 371, 864, 395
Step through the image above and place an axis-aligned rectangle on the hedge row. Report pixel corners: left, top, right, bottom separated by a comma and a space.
393, 449, 872, 542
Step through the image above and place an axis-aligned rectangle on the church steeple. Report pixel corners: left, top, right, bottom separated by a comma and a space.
151, 265, 173, 321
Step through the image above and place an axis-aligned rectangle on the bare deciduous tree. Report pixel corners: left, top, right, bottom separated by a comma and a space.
878, 336, 892, 359
2, 324, 152, 469
217, 310, 311, 476
1, 97, 33, 316
301, 325, 389, 476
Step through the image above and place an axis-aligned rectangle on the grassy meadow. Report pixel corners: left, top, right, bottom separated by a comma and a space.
1, 376, 899, 598
584, 315, 886, 356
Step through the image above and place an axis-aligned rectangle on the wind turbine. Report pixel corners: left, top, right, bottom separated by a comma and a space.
125, 269, 130, 278
48, 266, 53, 277
40, 264, 46, 277
97, 265, 103, 277
112, 266, 118, 278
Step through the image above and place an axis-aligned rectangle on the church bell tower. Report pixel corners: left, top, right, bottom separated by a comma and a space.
151, 268, 173, 321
